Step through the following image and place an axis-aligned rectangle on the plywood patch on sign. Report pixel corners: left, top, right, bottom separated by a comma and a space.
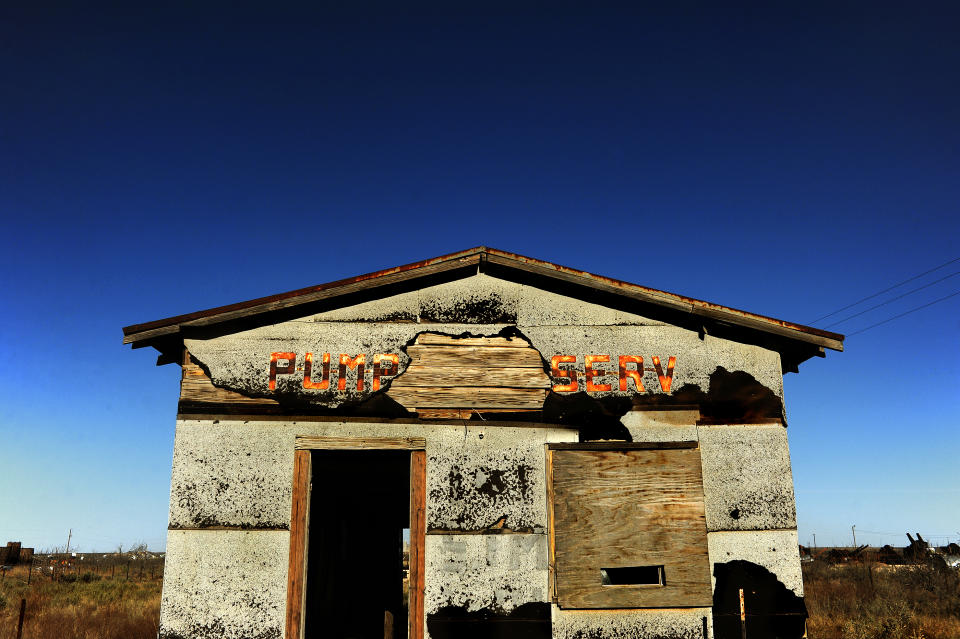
388, 331, 551, 417
180, 359, 279, 408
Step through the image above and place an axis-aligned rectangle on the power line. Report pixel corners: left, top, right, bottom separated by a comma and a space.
848, 290, 960, 336
825, 270, 960, 328
810, 255, 960, 324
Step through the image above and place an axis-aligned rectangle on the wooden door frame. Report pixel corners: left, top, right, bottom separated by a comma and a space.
285, 436, 427, 639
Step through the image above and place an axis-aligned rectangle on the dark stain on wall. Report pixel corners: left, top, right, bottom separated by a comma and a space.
429, 461, 538, 531
723, 488, 795, 529
419, 293, 517, 324
712, 560, 806, 639
558, 621, 708, 639
427, 602, 551, 639
160, 619, 282, 639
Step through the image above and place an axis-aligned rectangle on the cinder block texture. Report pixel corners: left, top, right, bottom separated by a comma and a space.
169, 420, 576, 533
425, 534, 549, 614
552, 606, 713, 639
698, 424, 797, 531
708, 529, 803, 596
427, 425, 559, 532
159, 530, 288, 639
169, 423, 293, 529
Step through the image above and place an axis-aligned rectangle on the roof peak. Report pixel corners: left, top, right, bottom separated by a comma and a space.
122, 247, 843, 362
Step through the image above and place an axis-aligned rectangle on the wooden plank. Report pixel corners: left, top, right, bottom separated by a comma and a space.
416, 408, 541, 420
388, 386, 547, 409
180, 363, 278, 406
548, 441, 698, 451
409, 450, 426, 639
405, 345, 543, 368
551, 448, 712, 609
294, 436, 426, 450
285, 450, 311, 639
391, 365, 550, 388
546, 447, 557, 603
415, 333, 531, 347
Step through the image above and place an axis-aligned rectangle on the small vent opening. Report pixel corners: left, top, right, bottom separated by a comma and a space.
600, 565, 665, 586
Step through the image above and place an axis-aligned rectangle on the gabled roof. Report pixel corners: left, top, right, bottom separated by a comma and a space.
122, 247, 843, 366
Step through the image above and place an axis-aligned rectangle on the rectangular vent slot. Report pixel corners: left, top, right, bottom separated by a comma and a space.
600, 566, 664, 586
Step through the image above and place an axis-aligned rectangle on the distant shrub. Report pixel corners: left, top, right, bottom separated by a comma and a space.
80, 571, 101, 582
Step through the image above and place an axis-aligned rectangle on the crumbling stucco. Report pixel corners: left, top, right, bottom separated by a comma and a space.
708, 529, 804, 596
698, 424, 797, 531
168, 422, 292, 530
425, 534, 549, 614
160, 530, 287, 639
427, 424, 563, 532
167, 419, 576, 534
552, 606, 713, 639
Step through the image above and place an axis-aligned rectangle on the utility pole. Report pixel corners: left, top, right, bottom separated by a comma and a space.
65, 529, 72, 554
852, 525, 856, 548
812, 533, 816, 551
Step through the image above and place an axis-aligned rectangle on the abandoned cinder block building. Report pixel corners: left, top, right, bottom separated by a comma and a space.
123, 247, 843, 639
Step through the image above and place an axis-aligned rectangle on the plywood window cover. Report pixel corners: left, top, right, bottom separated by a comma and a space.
550, 443, 712, 610
294, 435, 426, 450
285, 438, 426, 639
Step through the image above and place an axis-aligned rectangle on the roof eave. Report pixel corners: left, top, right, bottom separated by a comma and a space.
122, 247, 844, 354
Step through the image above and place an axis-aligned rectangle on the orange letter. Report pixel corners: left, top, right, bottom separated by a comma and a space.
618, 355, 645, 392
268, 352, 296, 391
652, 356, 676, 393
585, 355, 612, 392
338, 354, 367, 391
551, 355, 578, 392
303, 352, 330, 390
372, 354, 399, 391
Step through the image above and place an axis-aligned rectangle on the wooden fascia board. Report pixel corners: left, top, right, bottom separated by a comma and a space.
123, 247, 844, 354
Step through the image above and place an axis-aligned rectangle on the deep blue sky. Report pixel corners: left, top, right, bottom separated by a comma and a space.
1, 3, 957, 551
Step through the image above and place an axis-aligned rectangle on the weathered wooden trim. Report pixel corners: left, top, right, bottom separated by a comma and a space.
285, 450, 311, 639
175, 413, 562, 427
390, 365, 551, 388
405, 345, 544, 368
546, 446, 558, 604
409, 450, 426, 639
414, 333, 531, 347
388, 386, 548, 409
294, 436, 426, 450
415, 408, 541, 420
547, 441, 698, 451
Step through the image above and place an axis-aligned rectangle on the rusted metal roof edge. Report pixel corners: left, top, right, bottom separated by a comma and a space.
122, 246, 844, 351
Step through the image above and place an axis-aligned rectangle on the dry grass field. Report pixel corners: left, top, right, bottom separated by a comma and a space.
0, 562, 161, 639
3, 557, 959, 638
804, 561, 960, 639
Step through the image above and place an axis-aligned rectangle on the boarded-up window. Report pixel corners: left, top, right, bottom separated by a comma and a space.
549, 444, 712, 609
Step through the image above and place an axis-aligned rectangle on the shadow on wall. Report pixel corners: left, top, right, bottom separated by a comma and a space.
426, 602, 551, 639
713, 561, 806, 639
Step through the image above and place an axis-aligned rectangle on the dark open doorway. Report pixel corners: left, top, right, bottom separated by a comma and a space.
303, 449, 415, 639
